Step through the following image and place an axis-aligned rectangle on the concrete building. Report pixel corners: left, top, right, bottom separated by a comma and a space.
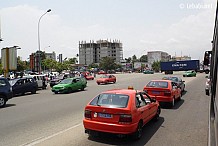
29, 51, 56, 72
147, 51, 170, 65
171, 55, 191, 61
79, 39, 123, 65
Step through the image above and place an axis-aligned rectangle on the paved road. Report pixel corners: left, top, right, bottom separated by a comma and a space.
0, 72, 208, 146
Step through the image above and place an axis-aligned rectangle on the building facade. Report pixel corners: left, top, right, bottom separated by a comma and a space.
79, 39, 123, 65
29, 51, 56, 72
147, 51, 170, 65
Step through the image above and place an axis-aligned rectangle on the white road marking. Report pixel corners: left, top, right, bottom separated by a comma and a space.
20, 123, 82, 146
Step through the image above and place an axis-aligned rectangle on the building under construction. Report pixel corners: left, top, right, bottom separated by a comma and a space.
79, 39, 123, 65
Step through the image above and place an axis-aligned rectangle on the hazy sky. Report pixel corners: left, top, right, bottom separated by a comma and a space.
0, 0, 216, 61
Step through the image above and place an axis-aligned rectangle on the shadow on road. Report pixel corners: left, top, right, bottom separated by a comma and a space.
3, 103, 16, 108
87, 117, 164, 146
159, 99, 184, 110
182, 90, 187, 96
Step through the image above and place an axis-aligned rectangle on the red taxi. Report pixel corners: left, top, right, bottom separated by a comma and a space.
85, 75, 94, 80
143, 80, 182, 107
83, 89, 160, 139
96, 74, 116, 85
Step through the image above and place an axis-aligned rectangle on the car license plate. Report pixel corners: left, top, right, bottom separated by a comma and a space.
152, 91, 160, 95
98, 113, 112, 118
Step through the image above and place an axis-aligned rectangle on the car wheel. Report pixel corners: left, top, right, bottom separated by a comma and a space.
54, 91, 58, 94
132, 121, 143, 140
178, 93, 182, 101
97, 83, 100, 85
81, 86, 85, 91
0, 96, 6, 108
153, 106, 161, 121
113, 80, 116, 83
31, 89, 36, 94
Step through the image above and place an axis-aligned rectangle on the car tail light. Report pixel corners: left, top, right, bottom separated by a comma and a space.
164, 90, 171, 96
84, 110, 92, 119
119, 114, 132, 124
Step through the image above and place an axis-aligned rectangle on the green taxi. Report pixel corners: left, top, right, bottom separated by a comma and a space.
51, 77, 87, 94
143, 70, 154, 74
183, 70, 196, 77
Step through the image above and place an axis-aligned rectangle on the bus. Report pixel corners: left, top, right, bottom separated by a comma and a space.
205, 1, 218, 145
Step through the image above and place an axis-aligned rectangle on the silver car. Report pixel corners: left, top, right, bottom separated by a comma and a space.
205, 76, 211, 96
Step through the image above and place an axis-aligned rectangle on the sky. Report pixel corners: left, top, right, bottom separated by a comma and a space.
0, 0, 216, 61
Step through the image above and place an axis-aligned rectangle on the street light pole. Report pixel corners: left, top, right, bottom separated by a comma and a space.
38, 9, 51, 74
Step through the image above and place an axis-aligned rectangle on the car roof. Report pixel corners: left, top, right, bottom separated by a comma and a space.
150, 80, 172, 82
101, 89, 141, 95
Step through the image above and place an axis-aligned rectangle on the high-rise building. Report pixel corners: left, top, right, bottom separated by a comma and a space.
79, 39, 123, 65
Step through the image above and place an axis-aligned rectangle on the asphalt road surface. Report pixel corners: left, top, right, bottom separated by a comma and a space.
0, 72, 209, 146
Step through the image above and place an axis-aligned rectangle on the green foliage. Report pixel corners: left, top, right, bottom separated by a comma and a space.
88, 63, 99, 69
139, 55, 147, 62
17, 56, 28, 71
99, 57, 116, 71
152, 61, 160, 72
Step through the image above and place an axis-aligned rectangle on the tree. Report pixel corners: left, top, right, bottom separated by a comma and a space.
139, 55, 147, 62
17, 56, 28, 72
125, 57, 132, 63
42, 58, 57, 72
99, 57, 116, 71
152, 61, 160, 72
68, 57, 77, 64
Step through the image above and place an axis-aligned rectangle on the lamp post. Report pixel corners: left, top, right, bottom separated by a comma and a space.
38, 9, 51, 74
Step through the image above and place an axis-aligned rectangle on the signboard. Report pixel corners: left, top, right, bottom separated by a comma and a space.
134, 62, 141, 69
1, 47, 18, 70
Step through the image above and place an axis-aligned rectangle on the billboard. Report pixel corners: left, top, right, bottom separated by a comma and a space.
1, 47, 18, 70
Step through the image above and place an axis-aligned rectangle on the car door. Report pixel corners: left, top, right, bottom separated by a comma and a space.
71, 78, 79, 91
171, 82, 180, 99
136, 94, 150, 124
141, 92, 157, 119
13, 79, 24, 94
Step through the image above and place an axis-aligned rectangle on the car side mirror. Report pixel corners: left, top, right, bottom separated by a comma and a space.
151, 98, 156, 102
173, 86, 177, 89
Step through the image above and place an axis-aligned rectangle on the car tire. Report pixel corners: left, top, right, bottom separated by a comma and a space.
0, 96, 6, 108
54, 91, 58, 94
31, 89, 36, 94
132, 121, 143, 140
113, 80, 116, 83
81, 86, 85, 91
178, 93, 182, 101
97, 83, 100, 85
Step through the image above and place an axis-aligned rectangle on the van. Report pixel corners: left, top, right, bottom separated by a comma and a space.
29, 75, 47, 89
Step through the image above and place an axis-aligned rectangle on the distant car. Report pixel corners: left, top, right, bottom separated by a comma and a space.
50, 74, 74, 87
29, 74, 47, 89
51, 77, 87, 94
96, 74, 116, 85
143, 80, 182, 107
183, 70, 196, 77
9, 77, 38, 96
83, 89, 160, 139
162, 76, 185, 92
85, 75, 94, 80
98, 70, 106, 75
0, 78, 13, 108
143, 70, 154, 74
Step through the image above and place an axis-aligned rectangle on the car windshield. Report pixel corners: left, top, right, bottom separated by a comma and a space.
100, 75, 109, 78
162, 77, 178, 82
9, 79, 19, 86
146, 81, 168, 88
90, 93, 129, 108
59, 78, 73, 84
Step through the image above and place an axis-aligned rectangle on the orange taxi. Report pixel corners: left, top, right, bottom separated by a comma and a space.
143, 80, 182, 107
83, 89, 161, 139
96, 74, 116, 85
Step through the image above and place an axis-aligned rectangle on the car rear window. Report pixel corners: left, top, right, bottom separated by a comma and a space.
90, 93, 129, 108
146, 81, 168, 88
